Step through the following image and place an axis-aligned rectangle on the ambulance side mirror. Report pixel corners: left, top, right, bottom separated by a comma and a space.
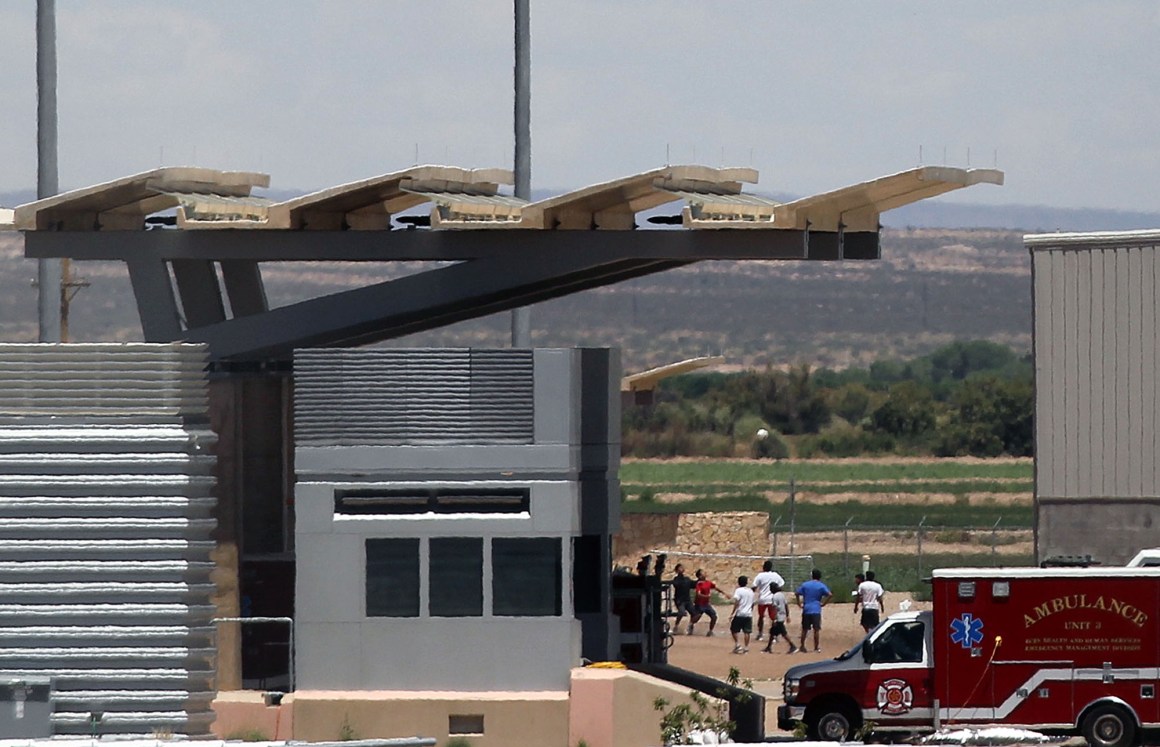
862, 641, 873, 664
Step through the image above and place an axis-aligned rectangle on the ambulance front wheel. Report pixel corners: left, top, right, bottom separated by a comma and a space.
806, 700, 862, 742
1082, 704, 1138, 747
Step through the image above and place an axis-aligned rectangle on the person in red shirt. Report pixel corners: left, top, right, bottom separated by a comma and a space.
687, 568, 720, 636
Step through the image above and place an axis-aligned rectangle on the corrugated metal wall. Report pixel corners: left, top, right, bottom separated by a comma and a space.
0, 344, 217, 737
1033, 242, 1160, 499
295, 349, 534, 445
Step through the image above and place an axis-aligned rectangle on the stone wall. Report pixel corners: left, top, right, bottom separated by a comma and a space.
614, 511, 775, 590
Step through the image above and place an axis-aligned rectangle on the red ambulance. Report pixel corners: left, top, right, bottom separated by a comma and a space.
778, 567, 1160, 747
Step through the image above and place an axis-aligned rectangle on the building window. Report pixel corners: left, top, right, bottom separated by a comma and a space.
492, 537, 562, 616
366, 538, 420, 617
336, 488, 530, 515
430, 537, 483, 617
448, 714, 484, 735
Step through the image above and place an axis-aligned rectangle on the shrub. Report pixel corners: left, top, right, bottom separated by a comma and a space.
338, 715, 357, 741
653, 666, 753, 745
226, 730, 269, 743
798, 424, 893, 458
751, 429, 790, 460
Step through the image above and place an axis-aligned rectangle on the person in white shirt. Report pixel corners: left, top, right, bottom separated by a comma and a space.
856, 570, 886, 632
751, 560, 785, 641
761, 584, 798, 654
730, 575, 756, 654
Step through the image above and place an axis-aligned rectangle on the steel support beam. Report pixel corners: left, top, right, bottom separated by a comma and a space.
24, 227, 877, 262
26, 227, 880, 360
183, 249, 687, 360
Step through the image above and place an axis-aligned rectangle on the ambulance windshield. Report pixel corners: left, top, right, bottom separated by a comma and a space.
835, 639, 864, 661
835, 619, 885, 661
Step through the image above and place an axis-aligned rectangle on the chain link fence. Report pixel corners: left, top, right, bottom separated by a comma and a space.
771, 517, 1034, 600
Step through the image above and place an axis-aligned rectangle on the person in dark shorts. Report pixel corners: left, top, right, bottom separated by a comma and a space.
761, 583, 797, 653
856, 570, 885, 632
669, 564, 697, 634
688, 568, 720, 636
730, 575, 755, 654
795, 568, 833, 653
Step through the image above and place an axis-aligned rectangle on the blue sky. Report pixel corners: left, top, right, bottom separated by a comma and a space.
1, 1, 1158, 211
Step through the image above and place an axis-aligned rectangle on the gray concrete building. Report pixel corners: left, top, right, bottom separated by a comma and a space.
292, 347, 619, 691
1028, 230, 1160, 564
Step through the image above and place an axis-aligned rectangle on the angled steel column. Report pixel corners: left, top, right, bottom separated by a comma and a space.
37, 0, 62, 342
126, 258, 183, 341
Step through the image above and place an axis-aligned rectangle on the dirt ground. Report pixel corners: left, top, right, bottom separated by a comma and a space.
665, 598, 935, 731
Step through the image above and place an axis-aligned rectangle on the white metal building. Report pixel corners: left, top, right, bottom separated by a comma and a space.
1028, 230, 1160, 563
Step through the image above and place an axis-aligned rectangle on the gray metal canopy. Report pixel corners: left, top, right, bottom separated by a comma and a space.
17, 164, 1003, 362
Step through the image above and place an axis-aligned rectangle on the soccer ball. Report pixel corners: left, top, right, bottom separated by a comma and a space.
756, 428, 769, 440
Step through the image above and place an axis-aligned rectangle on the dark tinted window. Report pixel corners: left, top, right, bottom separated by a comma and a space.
337, 488, 529, 515
430, 537, 483, 617
493, 537, 561, 616
366, 538, 420, 617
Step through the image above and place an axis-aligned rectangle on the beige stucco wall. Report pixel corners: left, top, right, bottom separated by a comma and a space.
614, 511, 771, 588
570, 667, 721, 747
212, 691, 294, 741
212, 668, 717, 747
289, 690, 569, 746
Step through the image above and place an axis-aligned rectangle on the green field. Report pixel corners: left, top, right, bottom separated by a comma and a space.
622, 459, 1033, 484
805, 552, 1037, 601
620, 459, 1034, 529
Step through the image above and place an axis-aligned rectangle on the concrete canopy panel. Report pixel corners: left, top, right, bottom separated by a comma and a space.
771, 166, 1004, 232
0, 208, 14, 230
266, 165, 514, 230
622, 355, 726, 392
518, 165, 758, 230
13, 167, 269, 231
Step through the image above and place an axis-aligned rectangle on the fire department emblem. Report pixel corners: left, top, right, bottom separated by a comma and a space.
877, 678, 914, 715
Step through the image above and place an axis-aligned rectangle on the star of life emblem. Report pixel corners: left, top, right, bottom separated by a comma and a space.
950, 613, 984, 649
877, 678, 914, 715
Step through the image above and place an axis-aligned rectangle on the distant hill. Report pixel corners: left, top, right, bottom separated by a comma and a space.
880, 201, 1160, 232
0, 226, 1032, 371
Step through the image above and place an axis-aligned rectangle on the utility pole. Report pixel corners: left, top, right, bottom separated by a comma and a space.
37, 0, 62, 342
510, 0, 532, 347
59, 259, 90, 342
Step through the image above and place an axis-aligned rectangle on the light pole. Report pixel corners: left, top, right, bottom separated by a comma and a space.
37, 0, 62, 342
510, 0, 531, 347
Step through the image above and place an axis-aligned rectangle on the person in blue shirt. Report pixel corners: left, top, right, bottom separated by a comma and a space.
795, 568, 833, 653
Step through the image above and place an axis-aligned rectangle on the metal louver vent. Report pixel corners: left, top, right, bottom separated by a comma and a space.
0, 344, 217, 737
0, 344, 209, 422
294, 349, 534, 445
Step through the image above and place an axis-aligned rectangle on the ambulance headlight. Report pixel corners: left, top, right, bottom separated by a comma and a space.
784, 677, 800, 702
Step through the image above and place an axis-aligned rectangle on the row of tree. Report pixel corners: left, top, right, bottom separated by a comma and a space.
623, 340, 1033, 459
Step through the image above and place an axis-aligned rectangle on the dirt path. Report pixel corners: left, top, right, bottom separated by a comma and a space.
771, 529, 1033, 556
